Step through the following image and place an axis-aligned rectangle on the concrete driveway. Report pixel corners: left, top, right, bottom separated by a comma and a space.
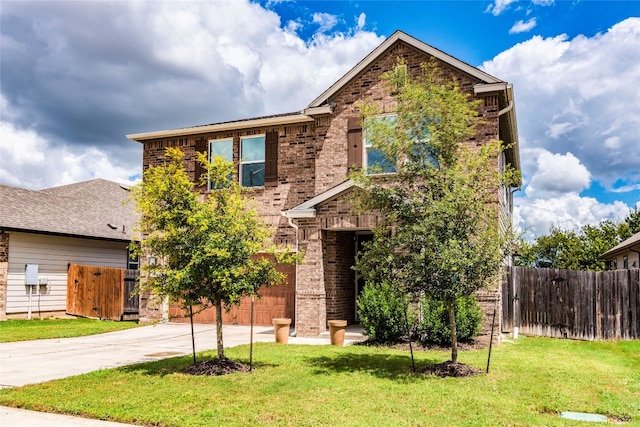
0, 322, 363, 426
0, 322, 276, 388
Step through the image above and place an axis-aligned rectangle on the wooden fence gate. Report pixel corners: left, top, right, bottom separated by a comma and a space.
67, 264, 140, 321
502, 266, 640, 340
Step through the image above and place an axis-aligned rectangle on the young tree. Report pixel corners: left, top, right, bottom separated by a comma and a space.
352, 61, 517, 364
131, 148, 294, 360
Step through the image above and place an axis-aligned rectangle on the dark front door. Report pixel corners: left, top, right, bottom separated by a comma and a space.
354, 233, 373, 321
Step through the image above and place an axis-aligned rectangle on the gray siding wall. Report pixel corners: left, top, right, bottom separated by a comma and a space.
6, 232, 128, 315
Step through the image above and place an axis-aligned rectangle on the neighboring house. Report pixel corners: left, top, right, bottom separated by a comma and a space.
601, 232, 640, 270
127, 31, 521, 336
0, 179, 138, 319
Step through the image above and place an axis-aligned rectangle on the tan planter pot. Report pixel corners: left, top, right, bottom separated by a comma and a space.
273, 318, 291, 344
328, 320, 347, 346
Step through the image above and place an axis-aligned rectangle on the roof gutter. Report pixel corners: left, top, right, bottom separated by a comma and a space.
0, 227, 134, 243
127, 113, 315, 142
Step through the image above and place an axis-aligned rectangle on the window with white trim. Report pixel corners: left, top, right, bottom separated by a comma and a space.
240, 135, 265, 187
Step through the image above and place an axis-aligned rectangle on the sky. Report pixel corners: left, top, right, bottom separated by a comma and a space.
0, 0, 638, 240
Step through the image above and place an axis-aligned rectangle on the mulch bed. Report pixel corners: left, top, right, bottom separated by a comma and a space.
356, 336, 491, 377
358, 334, 491, 353
182, 358, 248, 376
422, 360, 483, 377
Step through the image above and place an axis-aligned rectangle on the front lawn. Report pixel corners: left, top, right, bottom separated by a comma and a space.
0, 337, 638, 426
0, 317, 140, 342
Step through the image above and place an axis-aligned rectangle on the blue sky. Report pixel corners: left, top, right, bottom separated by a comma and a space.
265, 0, 635, 65
0, 0, 638, 239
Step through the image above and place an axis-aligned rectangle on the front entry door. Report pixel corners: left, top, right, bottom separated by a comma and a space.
354, 233, 373, 321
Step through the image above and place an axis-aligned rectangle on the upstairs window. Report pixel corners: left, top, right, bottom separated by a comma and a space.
364, 114, 397, 175
240, 135, 265, 187
208, 139, 233, 190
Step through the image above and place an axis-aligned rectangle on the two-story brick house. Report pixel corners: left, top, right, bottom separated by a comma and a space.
127, 31, 520, 337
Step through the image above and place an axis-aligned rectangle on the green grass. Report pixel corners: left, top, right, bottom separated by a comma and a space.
0, 337, 638, 426
0, 318, 140, 342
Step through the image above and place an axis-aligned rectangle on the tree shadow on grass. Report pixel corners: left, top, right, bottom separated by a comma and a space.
304, 349, 442, 381
119, 355, 277, 377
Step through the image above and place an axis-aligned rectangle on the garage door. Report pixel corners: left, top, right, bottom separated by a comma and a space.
168, 261, 295, 326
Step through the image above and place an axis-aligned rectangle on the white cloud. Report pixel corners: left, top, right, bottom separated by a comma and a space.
0, 0, 384, 190
481, 18, 640, 192
483, 19, 640, 238
525, 149, 590, 198
313, 12, 339, 34
357, 13, 366, 31
0, 120, 139, 190
509, 18, 537, 34
486, 0, 554, 17
604, 136, 621, 150
531, 0, 554, 5
485, 0, 518, 16
515, 195, 630, 240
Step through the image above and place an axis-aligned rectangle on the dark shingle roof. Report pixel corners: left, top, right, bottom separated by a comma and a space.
0, 179, 138, 242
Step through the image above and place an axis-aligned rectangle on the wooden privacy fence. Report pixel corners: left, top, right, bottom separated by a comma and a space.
67, 264, 140, 321
502, 266, 640, 340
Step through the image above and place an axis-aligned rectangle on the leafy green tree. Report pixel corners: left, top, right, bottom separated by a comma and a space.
515, 227, 581, 269
516, 210, 639, 271
352, 61, 517, 364
131, 148, 295, 360
622, 207, 640, 236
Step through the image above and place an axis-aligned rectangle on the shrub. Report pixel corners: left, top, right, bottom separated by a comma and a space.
356, 281, 412, 344
416, 296, 482, 345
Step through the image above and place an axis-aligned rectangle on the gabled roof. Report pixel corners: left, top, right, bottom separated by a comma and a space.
127, 30, 519, 179
309, 30, 502, 108
0, 179, 138, 242
601, 232, 640, 259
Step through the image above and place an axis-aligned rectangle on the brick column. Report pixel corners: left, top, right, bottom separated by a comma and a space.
137, 257, 165, 323
295, 221, 327, 336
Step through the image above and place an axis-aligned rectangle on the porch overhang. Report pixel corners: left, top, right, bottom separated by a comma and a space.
281, 180, 356, 219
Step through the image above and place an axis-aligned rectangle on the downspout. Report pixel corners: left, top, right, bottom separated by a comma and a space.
284, 213, 299, 337
498, 100, 513, 117
500, 88, 518, 339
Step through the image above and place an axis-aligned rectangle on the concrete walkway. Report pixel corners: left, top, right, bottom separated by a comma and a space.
0, 322, 364, 426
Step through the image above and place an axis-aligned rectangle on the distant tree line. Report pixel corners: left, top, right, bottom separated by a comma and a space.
515, 208, 640, 271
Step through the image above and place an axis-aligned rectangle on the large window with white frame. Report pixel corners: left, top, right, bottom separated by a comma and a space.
208, 139, 233, 190
240, 135, 265, 187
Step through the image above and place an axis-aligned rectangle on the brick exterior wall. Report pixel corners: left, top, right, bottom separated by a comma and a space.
476, 290, 502, 344
136, 260, 166, 323
323, 230, 356, 323
0, 232, 8, 320
138, 39, 505, 337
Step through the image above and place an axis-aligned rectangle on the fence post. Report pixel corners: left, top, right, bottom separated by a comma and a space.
595, 271, 602, 340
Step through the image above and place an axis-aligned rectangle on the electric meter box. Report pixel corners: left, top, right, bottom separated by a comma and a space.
25, 264, 39, 285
